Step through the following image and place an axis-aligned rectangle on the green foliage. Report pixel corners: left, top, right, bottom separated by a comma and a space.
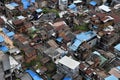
78, 14, 83, 17
42, 8, 59, 18
46, 62, 56, 74
42, 8, 50, 13
73, 23, 89, 31
24, 60, 36, 67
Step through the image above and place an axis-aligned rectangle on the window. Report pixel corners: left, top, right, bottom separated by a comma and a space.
61, 64, 63, 66
89, 42, 92, 45
54, 58, 56, 61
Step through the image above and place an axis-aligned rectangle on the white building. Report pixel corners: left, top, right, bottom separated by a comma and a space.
57, 56, 80, 74
59, 0, 68, 10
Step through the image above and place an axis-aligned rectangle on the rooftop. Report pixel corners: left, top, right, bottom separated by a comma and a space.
93, 51, 107, 66
114, 43, 120, 51
76, 31, 96, 41
58, 56, 80, 70
89, 1, 97, 6
26, 69, 43, 80
69, 31, 97, 51
5, 2, 19, 10
98, 5, 111, 12
0, 46, 9, 53
21, 73, 32, 80
0, 36, 4, 42
2, 55, 10, 71
109, 66, 120, 78
6, 32, 15, 37
105, 75, 118, 80
69, 39, 82, 51
68, 3, 77, 11
68, 4, 76, 9
36, 9, 42, 13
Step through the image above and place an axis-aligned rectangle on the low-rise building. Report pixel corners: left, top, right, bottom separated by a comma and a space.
69, 31, 97, 51
2, 55, 11, 80
26, 69, 43, 80
23, 44, 37, 63
57, 56, 80, 76
86, 51, 108, 68
44, 47, 60, 62
21, 73, 33, 80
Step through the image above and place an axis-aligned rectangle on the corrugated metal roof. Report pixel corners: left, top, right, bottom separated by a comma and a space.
6, 32, 15, 37
26, 69, 43, 80
114, 43, 120, 51
22, 1, 30, 9
36, 9, 42, 13
99, 5, 111, 12
93, 51, 107, 65
76, 31, 96, 41
56, 37, 63, 42
21, 0, 36, 9
68, 4, 76, 9
105, 75, 118, 80
2, 55, 10, 71
68, 4, 77, 11
2, 28, 9, 34
117, 66, 120, 70
0, 46, 8, 53
0, 36, 4, 42
69, 39, 82, 51
89, 1, 97, 6
9, 2, 19, 7
70, 31, 96, 51
21, 73, 32, 80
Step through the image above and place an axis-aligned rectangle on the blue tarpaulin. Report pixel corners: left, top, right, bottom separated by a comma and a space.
21, 0, 27, 3
68, 4, 76, 9
26, 69, 43, 80
114, 43, 120, 51
69, 39, 82, 51
2, 28, 9, 34
21, 0, 36, 9
22, 1, 30, 9
31, 0, 35, 3
0, 36, 4, 42
105, 75, 118, 80
68, 4, 77, 11
36, 9, 42, 13
117, 66, 120, 70
76, 31, 96, 41
6, 32, 15, 37
63, 77, 72, 80
0, 46, 8, 53
89, 1, 97, 6
56, 37, 63, 43
93, 25, 98, 29
9, 2, 19, 7
69, 31, 96, 51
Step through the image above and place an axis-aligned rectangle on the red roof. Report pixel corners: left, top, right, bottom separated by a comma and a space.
111, 14, 120, 24
0, 18, 4, 25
